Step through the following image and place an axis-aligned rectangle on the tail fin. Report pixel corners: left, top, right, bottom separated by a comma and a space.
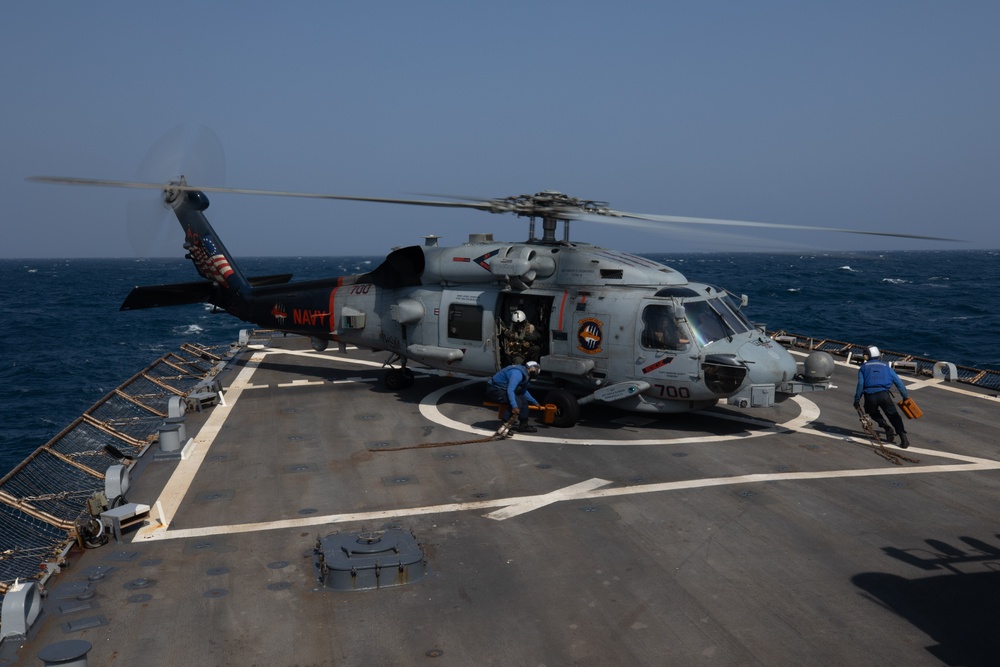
158, 182, 261, 320
122, 185, 299, 316
168, 184, 252, 294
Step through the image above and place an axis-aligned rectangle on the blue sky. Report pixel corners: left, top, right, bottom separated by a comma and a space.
3, 1, 998, 258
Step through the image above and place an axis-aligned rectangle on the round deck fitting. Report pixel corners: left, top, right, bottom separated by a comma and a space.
315, 527, 426, 592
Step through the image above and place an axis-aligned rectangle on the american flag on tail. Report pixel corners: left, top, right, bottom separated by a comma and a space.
191, 234, 234, 285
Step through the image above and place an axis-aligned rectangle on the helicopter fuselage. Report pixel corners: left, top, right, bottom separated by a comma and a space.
238, 235, 821, 414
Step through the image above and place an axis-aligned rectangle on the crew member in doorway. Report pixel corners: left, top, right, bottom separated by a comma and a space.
502, 310, 541, 365
485, 361, 541, 433
853, 345, 911, 448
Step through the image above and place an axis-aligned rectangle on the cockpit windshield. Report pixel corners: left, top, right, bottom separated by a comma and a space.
683, 297, 751, 346
720, 293, 754, 330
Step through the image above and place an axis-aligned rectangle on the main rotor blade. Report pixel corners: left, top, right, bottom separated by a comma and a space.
28, 176, 964, 243
567, 209, 963, 242
27, 176, 497, 211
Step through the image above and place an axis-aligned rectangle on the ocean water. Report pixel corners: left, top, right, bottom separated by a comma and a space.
2, 249, 997, 476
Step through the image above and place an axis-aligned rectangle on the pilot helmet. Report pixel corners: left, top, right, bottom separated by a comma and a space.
525, 360, 540, 376
866, 345, 881, 359
512, 310, 527, 324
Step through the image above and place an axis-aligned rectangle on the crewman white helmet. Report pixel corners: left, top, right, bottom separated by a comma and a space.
525, 360, 540, 375
866, 346, 881, 359
512, 310, 527, 324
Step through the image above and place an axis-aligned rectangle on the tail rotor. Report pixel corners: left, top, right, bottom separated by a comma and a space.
126, 124, 225, 257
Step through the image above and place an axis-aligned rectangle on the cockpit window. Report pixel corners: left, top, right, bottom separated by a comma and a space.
640, 304, 689, 351
682, 297, 752, 346
713, 297, 751, 336
720, 293, 754, 329
684, 301, 728, 346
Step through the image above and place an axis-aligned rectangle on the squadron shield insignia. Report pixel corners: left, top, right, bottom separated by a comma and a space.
576, 317, 603, 355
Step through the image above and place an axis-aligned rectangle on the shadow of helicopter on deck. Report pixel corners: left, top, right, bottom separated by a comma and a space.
854, 534, 1000, 666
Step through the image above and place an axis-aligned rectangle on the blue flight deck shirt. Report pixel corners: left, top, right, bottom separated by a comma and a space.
489, 365, 539, 408
854, 359, 909, 403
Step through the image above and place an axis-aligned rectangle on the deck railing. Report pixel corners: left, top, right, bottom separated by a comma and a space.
0, 341, 241, 602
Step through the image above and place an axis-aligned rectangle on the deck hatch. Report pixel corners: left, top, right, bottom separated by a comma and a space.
61, 615, 109, 633
314, 527, 426, 591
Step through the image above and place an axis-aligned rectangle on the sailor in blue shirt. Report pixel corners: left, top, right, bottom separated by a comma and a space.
853, 346, 911, 448
485, 361, 541, 433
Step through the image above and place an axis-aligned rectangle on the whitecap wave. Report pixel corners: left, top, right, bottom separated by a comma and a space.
174, 324, 204, 335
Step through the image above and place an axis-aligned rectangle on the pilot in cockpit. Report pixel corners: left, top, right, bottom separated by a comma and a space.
642, 306, 688, 350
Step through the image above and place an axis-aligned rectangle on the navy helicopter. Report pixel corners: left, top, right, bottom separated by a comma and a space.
29, 175, 957, 427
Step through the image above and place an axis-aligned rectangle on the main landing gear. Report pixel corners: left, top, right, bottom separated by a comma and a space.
542, 388, 580, 427
540, 380, 649, 428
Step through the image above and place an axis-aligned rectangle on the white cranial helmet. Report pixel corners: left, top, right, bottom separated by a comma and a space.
525, 360, 540, 375
866, 346, 881, 359
512, 310, 527, 324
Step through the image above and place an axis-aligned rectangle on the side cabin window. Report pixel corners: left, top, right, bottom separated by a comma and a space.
447, 304, 483, 341
640, 305, 688, 350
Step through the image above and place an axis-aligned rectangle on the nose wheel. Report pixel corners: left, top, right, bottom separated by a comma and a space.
383, 366, 415, 390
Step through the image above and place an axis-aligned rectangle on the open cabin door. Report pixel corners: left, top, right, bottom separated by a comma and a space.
496, 293, 554, 368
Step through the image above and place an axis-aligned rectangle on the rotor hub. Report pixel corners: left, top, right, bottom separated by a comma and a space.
489, 191, 610, 219
486, 191, 612, 243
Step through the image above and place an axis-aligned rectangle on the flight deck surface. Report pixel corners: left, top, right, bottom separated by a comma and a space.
13, 335, 1000, 666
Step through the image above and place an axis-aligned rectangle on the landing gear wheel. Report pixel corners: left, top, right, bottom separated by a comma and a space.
544, 388, 580, 427
384, 368, 415, 390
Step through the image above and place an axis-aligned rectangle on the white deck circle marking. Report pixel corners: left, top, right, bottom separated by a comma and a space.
418, 379, 821, 445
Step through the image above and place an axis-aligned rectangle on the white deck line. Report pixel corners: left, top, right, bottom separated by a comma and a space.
137, 352, 266, 540
484, 477, 613, 521
142, 456, 1000, 541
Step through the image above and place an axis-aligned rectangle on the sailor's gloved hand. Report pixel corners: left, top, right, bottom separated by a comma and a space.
853, 402, 860, 410
512, 407, 520, 415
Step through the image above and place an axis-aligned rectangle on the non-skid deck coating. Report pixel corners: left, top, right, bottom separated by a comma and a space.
13, 336, 1000, 666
